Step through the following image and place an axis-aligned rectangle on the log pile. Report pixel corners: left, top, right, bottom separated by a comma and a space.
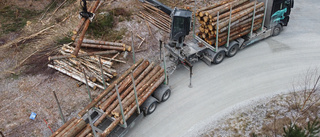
48, 44, 125, 90
137, 1, 172, 33
196, 0, 265, 46
51, 59, 165, 137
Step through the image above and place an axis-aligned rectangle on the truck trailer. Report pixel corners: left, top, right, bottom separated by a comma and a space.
157, 0, 294, 67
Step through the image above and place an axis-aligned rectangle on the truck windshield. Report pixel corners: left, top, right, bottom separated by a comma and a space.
173, 17, 185, 35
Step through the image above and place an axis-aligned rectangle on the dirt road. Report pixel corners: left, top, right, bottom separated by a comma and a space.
126, 0, 320, 137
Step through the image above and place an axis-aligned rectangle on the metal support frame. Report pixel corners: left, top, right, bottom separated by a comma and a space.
188, 66, 193, 88
87, 109, 98, 137
131, 31, 135, 64
226, 5, 233, 48
159, 40, 162, 60
115, 84, 127, 128
193, 0, 197, 39
83, 68, 92, 102
261, 0, 268, 30
215, 11, 220, 50
250, 1, 257, 37
162, 43, 168, 85
52, 91, 66, 123
130, 71, 140, 114
98, 56, 107, 89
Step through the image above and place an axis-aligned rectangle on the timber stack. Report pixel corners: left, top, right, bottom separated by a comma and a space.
51, 59, 165, 137
137, 1, 172, 33
48, 44, 127, 90
196, 0, 265, 46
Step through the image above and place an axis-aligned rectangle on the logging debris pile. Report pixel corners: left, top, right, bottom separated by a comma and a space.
137, 1, 172, 33
51, 59, 165, 137
196, 0, 265, 46
48, 43, 128, 90
47, 0, 134, 89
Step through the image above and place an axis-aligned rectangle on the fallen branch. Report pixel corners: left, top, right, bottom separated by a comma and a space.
1, 25, 55, 49
48, 64, 104, 89
48, 50, 118, 60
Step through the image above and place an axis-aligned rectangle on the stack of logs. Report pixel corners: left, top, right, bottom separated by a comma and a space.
196, 0, 265, 46
137, 1, 172, 33
51, 59, 165, 137
48, 44, 127, 90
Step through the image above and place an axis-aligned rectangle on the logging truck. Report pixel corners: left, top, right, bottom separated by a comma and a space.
53, 0, 294, 136
143, 0, 294, 74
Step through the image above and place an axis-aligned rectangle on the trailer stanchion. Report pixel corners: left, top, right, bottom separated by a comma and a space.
83, 68, 92, 102
226, 5, 233, 48
193, 0, 197, 39
163, 43, 168, 85
52, 91, 66, 123
189, 65, 193, 88
215, 11, 220, 50
98, 56, 107, 89
250, 0, 257, 37
87, 109, 98, 137
261, 0, 268, 30
115, 84, 127, 128
131, 71, 140, 114
131, 31, 135, 64
159, 40, 162, 60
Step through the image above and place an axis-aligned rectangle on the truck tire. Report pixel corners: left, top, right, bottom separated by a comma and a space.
226, 43, 239, 57
146, 102, 157, 115
272, 24, 282, 36
161, 89, 171, 102
212, 50, 225, 64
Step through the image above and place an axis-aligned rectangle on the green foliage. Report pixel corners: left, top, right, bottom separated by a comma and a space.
306, 118, 320, 137
251, 133, 258, 137
283, 119, 320, 137
111, 8, 132, 21
87, 13, 127, 41
88, 13, 114, 38
0, 6, 40, 36
57, 36, 73, 45
283, 124, 306, 137
10, 73, 19, 80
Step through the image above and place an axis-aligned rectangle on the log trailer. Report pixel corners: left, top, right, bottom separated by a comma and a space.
144, 0, 294, 73
51, 60, 172, 137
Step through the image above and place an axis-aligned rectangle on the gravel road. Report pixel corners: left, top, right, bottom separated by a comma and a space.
126, 0, 320, 137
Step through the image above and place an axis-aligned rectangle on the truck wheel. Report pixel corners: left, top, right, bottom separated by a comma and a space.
212, 50, 225, 64
161, 89, 171, 102
146, 102, 157, 115
226, 43, 239, 57
272, 24, 282, 36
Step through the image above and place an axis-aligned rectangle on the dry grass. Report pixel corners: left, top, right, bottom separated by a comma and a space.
202, 70, 320, 137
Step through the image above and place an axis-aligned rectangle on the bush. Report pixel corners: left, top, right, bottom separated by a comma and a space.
283, 118, 320, 137
87, 12, 127, 41
0, 6, 40, 36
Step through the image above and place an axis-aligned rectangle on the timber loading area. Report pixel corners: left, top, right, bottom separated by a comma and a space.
46, 0, 294, 136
